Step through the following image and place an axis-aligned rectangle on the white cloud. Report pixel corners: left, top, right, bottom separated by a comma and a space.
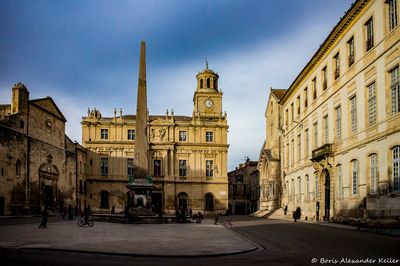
0, 11, 340, 172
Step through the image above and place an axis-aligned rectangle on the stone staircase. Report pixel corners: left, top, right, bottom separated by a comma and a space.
267, 208, 291, 220
251, 208, 291, 220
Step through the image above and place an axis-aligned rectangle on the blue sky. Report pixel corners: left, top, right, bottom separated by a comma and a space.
0, 0, 353, 170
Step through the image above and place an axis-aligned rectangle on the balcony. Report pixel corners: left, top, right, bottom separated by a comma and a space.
311, 143, 333, 162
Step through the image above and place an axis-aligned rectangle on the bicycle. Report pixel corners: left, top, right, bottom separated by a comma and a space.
77, 215, 94, 227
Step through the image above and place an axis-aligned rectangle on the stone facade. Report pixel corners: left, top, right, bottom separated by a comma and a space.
0, 83, 81, 215
228, 159, 259, 215
264, 0, 400, 226
81, 52, 229, 215
258, 89, 286, 213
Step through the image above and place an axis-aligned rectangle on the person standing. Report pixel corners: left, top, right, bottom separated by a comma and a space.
124, 205, 130, 224
214, 213, 219, 225
158, 209, 163, 224
68, 205, 73, 220
39, 206, 48, 229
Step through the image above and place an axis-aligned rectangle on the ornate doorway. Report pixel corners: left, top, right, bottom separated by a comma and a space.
39, 155, 59, 209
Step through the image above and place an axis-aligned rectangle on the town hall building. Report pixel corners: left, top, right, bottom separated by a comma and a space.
81, 42, 229, 215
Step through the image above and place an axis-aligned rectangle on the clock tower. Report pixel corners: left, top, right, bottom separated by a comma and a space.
193, 62, 223, 118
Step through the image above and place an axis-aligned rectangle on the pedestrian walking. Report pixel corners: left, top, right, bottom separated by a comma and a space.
214, 213, 219, 225
293, 206, 301, 222
68, 205, 73, 220
84, 205, 91, 224
158, 209, 163, 224
61, 207, 66, 220
39, 206, 48, 229
124, 205, 130, 224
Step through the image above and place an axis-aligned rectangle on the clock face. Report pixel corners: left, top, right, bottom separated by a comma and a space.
205, 99, 214, 108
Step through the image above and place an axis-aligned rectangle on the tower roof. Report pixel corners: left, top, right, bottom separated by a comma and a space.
13, 82, 28, 91
270, 89, 287, 100
196, 61, 219, 78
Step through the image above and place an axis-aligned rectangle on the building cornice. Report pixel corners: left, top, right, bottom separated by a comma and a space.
280, 0, 370, 104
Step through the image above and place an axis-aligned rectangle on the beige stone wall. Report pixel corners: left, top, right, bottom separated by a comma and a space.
228, 160, 258, 214
0, 88, 80, 215
0, 125, 27, 215
29, 104, 65, 149
81, 67, 229, 215
279, 0, 400, 221
81, 115, 229, 214
258, 90, 284, 212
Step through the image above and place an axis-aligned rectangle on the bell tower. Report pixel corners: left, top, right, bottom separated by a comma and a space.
193, 62, 223, 118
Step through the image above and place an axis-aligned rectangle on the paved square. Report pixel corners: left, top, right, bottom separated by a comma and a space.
0, 219, 258, 256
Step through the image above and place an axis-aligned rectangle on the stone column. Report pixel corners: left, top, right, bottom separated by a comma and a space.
134, 41, 149, 179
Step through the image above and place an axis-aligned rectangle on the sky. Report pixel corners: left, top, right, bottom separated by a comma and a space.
0, 0, 353, 171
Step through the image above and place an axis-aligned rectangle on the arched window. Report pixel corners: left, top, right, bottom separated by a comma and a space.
200, 79, 203, 88
285, 181, 289, 199
336, 165, 343, 198
100, 190, 109, 209
314, 172, 319, 200
297, 176, 301, 202
214, 78, 218, 89
178, 192, 188, 210
369, 154, 378, 194
16, 159, 21, 177
206, 78, 210, 88
153, 160, 161, 177
204, 193, 214, 211
290, 179, 295, 201
393, 146, 400, 191
351, 160, 358, 195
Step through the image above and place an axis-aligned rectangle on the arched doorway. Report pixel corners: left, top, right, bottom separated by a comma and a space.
323, 170, 330, 220
204, 193, 214, 212
177, 192, 188, 210
100, 190, 109, 209
39, 155, 59, 209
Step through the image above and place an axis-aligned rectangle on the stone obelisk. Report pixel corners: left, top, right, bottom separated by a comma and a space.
135, 41, 149, 180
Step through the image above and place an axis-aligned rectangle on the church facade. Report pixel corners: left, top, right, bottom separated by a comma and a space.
81, 43, 229, 214
257, 89, 286, 213
0, 83, 82, 215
